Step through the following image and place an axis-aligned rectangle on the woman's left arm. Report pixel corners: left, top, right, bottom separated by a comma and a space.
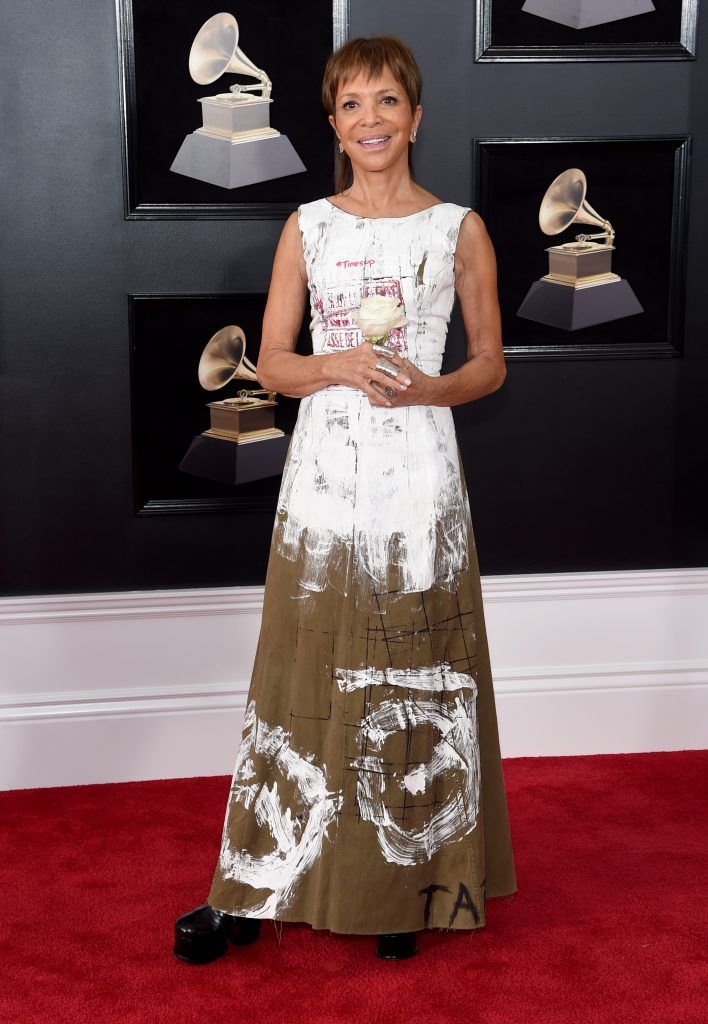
387, 211, 506, 409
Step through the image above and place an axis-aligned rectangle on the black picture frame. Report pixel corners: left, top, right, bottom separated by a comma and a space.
475, 0, 699, 61
128, 293, 310, 515
115, 0, 349, 219
472, 134, 692, 360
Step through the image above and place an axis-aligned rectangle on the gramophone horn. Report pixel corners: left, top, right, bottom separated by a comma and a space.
539, 168, 613, 239
188, 12, 265, 86
198, 325, 259, 391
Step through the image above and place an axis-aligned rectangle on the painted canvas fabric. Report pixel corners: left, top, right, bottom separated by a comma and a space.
206, 198, 517, 934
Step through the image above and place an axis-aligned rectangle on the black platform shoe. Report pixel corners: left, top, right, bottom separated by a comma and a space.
173, 902, 261, 964
375, 931, 418, 960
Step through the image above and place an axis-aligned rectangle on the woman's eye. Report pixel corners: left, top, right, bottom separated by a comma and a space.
342, 96, 398, 110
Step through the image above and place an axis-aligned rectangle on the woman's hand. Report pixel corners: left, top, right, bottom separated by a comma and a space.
369, 356, 436, 408
325, 341, 412, 407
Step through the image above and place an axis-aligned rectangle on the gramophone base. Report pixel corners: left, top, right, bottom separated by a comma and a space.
179, 432, 292, 486
517, 278, 644, 331
521, 0, 655, 30
170, 132, 306, 189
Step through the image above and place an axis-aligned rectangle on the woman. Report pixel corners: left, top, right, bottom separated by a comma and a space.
174, 34, 516, 963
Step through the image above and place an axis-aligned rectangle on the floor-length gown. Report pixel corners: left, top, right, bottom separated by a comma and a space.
206, 197, 517, 934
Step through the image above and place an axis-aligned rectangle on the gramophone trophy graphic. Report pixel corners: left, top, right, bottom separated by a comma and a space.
517, 168, 643, 331
170, 11, 306, 189
521, 0, 655, 29
179, 325, 291, 486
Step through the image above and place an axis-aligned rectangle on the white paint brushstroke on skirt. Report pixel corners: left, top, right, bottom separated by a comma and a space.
334, 661, 477, 693
217, 699, 342, 918
350, 692, 481, 866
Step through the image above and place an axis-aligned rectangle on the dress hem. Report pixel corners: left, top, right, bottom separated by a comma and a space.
205, 892, 518, 936
207, 906, 488, 936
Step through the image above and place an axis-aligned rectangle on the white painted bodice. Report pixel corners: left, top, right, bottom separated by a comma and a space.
273, 197, 474, 598
297, 197, 471, 377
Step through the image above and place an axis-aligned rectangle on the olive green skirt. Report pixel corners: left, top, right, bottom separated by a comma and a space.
207, 455, 517, 934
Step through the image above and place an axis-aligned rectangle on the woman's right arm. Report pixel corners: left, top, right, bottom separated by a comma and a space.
256, 212, 410, 405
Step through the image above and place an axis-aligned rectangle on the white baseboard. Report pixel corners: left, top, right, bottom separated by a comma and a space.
1, 568, 706, 790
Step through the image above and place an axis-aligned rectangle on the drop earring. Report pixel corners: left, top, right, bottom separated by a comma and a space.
338, 140, 344, 153
410, 128, 418, 143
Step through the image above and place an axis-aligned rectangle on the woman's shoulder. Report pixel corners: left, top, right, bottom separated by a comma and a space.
297, 197, 330, 219
294, 198, 331, 237
426, 201, 476, 243
437, 201, 474, 221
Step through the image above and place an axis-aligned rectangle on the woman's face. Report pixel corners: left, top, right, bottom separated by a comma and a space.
328, 64, 422, 172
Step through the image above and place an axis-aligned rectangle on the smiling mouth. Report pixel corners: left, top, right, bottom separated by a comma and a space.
358, 136, 391, 149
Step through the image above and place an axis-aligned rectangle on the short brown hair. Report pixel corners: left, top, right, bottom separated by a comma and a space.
321, 36, 422, 194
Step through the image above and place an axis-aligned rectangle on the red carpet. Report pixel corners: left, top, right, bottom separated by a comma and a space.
1, 750, 706, 1024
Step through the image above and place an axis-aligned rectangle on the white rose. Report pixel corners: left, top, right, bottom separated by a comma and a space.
355, 294, 408, 339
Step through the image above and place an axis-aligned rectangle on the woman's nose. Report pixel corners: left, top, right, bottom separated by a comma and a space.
359, 105, 382, 125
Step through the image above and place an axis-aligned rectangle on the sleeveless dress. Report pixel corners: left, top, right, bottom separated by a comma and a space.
206, 197, 517, 934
